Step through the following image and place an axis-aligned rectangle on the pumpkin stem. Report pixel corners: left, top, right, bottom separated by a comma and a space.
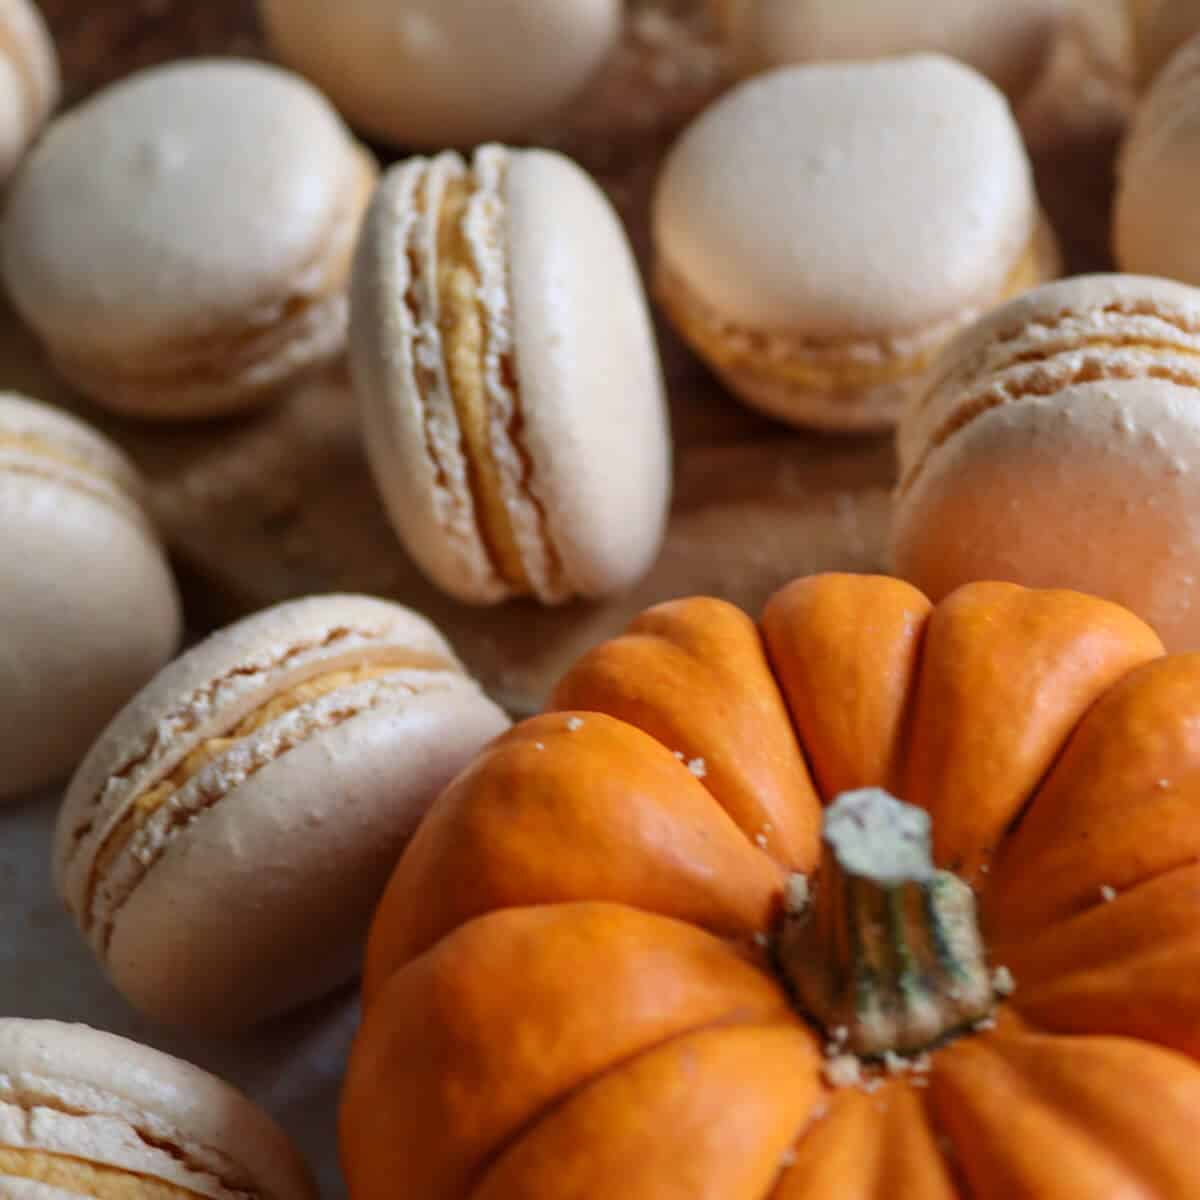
777, 787, 994, 1057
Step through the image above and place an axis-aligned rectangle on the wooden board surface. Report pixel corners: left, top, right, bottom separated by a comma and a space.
11, 0, 1133, 714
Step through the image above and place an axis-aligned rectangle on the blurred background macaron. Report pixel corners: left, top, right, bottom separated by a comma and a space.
716, 0, 1064, 106
1115, 31, 1200, 281
893, 273, 1200, 651
54, 594, 509, 1034
258, 0, 622, 149
351, 144, 672, 607
1, 58, 377, 421
1132, 0, 1200, 86
0, 393, 181, 803
653, 55, 1059, 433
0, 0, 58, 183
0, 1018, 315, 1198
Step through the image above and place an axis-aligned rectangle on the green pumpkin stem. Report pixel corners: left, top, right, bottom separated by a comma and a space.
778, 787, 995, 1057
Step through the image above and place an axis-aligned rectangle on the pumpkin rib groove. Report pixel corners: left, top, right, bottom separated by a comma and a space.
467, 1021, 823, 1200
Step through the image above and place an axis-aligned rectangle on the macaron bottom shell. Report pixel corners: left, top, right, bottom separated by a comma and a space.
892, 381, 1200, 650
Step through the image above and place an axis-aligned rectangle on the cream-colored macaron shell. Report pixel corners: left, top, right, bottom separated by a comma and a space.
0, 1018, 315, 1199
54, 594, 510, 1033
1134, 0, 1200, 85
893, 273, 1200, 650
258, 0, 621, 149
719, 0, 1063, 103
351, 144, 672, 606
0, 393, 181, 801
1116, 33, 1200, 282
1, 58, 377, 420
653, 55, 1048, 431
0, 0, 59, 182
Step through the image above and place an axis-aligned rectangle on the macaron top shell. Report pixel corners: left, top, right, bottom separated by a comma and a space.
2, 58, 367, 359
1116, 34, 1200, 282
726, 0, 1063, 100
653, 55, 1036, 340
0, 1019, 315, 1199
55, 593, 463, 921
258, 0, 621, 148
0, 0, 59, 178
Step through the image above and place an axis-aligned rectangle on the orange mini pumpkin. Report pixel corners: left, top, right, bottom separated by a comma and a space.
341, 574, 1200, 1199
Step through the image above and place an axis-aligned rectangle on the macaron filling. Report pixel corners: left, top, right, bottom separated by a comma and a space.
0, 1149, 204, 1200
899, 300, 1200, 496
82, 655, 457, 941
656, 232, 1044, 407
45, 146, 378, 417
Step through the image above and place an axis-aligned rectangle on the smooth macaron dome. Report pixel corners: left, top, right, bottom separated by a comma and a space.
54, 594, 510, 1033
893, 273, 1200, 649
0, 393, 181, 801
351, 145, 672, 606
0, 0, 59, 182
258, 0, 622, 149
0, 1018, 315, 1199
1116, 32, 1200, 282
719, 0, 1064, 103
653, 55, 1054, 432
1, 58, 378, 421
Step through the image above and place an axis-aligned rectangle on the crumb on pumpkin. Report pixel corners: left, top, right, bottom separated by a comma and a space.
1100, 884, 1117, 902
992, 966, 1016, 996
566, 717, 584, 731
785, 873, 810, 916
687, 756, 707, 778
972, 1015, 997, 1033
779, 1147, 798, 1169
534, 742, 545, 751
824, 1054, 863, 1088
673, 750, 685, 760
755, 832, 769, 848
753, 931, 769, 948
1157, 778, 1171, 790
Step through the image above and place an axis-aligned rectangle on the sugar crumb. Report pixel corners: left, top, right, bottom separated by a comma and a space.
832, 1025, 848, 1045
824, 1054, 863, 1088
972, 1015, 997, 1033
755, 833, 769, 848
992, 966, 1016, 996
911, 1053, 932, 1074
863, 1077, 884, 1094
785, 873, 811, 915
1157, 778, 1171, 790
1100, 884, 1117, 902
673, 750, 685, 760
779, 1148, 797, 1169
883, 1051, 910, 1076
566, 717, 584, 732
687, 757, 707, 778
534, 742, 545, 751
753, 931, 769, 948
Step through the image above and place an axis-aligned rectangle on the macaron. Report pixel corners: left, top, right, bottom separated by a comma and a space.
258, 0, 622, 149
652, 55, 1059, 433
0, 0, 58, 182
54, 594, 510, 1033
0, 1018, 315, 1199
350, 144, 672, 606
0, 392, 181, 802
1, 58, 378, 421
892, 273, 1200, 650
1116, 32, 1200, 281
716, 0, 1064, 105
1133, 0, 1200, 85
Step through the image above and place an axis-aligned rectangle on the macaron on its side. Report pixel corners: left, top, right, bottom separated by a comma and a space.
1, 59, 378, 421
0, 0, 60, 181
0, 394, 182, 800
652, 56, 1052, 432
258, 0, 622, 149
55, 594, 509, 1032
893, 274, 1200, 649
1115, 33, 1200, 284
724, 0, 1064, 103
352, 145, 671, 605
0, 1019, 316, 1199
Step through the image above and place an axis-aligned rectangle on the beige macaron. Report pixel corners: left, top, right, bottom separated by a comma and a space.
258, 0, 621, 149
1132, 0, 1200, 85
653, 55, 1058, 433
1, 58, 377, 421
716, 0, 1064, 104
54, 594, 510, 1034
0, 0, 58, 182
893, 273, 1200, 650
0, 1018, 315, 1198
1116, 32, 1200, 281
0, 393, 181, 803
351, 144, 672, 607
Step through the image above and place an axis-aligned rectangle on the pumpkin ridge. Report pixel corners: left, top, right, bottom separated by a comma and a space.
466, 1016, 818, 1200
